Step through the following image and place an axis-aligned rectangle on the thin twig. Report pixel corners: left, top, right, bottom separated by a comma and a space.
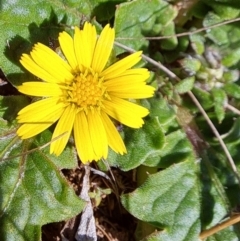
114, 41, 240, 185
200, 214, 240, 239
96, 223, 112, 241
116, 17, 240, 40
226, 103, 240, 116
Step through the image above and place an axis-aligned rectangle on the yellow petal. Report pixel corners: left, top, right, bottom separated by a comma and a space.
108, 85, 155, 99
18, 96, 59, 115
101, 51, 142, 79
117, 68, 150, 76
50, 105, 76, 156
101, 112, 126, 155
17, 82, 62, 97
17, 97, 65, 123
59, 31, 78, 69
103, 96, 149, 128
74, 23, 97, 68
74, 111, 96, 164
91, 24, 115, 73
17, 123, 53, 139
20, 54, 58, 83
30, 43, 73, 82
86, 110, 108, 160
104, 68, 150, 87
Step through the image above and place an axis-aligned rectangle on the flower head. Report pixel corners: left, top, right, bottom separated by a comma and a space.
17, 22, 155, 163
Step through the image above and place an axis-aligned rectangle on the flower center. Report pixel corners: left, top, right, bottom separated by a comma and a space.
62, 68, 108, 111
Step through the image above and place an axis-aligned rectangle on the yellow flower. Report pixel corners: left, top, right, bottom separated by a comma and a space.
17, 22, 155, 164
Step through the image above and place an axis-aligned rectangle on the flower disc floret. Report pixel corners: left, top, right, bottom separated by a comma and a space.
62, 68, 108, 112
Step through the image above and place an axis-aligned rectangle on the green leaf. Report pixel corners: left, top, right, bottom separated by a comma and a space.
190, 32, 205, 55
222, 48, 240, 67
206, 226, 240, 241
0, 1, 74, 79
200, 155, 231, 230
160, 22, 178, 50
175, 77, 195, 94
212, 88, 227, 123
90, 0, 126, 22
224, 83, 240, 99
0, 149, 85, 241
180, 58, 201, 75
203, 12, 229, 45
0, 0, 116, 84
107, 116, 165, 171
192, 87, 214, 110
223, 70, 239, 83
220, 118, 240, 144
155, 3, 178, 26
114, 0, 174, 54
107, 95, 178, 171
194, 117, 240, 232
204, 1, 240, 19
121, 160, 200, 241
0, 102, 84, 241
143, 95, 177, 133
151, 129, 195, 168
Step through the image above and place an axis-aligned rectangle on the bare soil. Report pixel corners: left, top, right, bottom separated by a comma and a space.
42, 164, 137, 241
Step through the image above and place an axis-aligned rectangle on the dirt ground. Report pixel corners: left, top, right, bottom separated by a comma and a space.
42, 165, 137, 241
